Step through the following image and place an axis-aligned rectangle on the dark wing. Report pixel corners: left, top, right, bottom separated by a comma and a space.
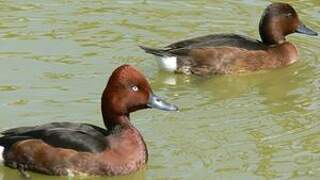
140, 34, 267, 57
165, 34, 267, 50
1, 122, 109, 137
0, 122, 109, 153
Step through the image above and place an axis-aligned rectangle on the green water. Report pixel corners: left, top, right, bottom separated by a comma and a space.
0, 0, 320, 179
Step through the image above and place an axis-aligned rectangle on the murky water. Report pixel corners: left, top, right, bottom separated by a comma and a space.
0, 0, 320, 179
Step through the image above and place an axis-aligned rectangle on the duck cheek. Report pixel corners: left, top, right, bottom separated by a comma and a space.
127, 96, 149, 112
128, 104, 148, 112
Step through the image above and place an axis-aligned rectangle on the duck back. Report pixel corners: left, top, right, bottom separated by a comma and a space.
166, 34, 268, 51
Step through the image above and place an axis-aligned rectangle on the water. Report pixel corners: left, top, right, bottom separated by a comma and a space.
0, 0, 319, 179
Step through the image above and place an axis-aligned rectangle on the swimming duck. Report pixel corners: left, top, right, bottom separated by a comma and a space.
140, 3, 318, 75
0, 65, 178, 176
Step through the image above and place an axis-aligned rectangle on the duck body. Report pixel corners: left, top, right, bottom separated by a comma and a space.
140, 3, 317, 76
0, 65, 178, 176
141, 34, 297, 75
1, 123, 146, 176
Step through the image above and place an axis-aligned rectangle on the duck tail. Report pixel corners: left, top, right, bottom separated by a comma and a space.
0, 127, 34, 149
0, 136, 8, 150
139, 46, 171, 57
0, 135, 31, 149
1, 126, 34, 136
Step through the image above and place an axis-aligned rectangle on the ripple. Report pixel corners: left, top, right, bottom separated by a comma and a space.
31, 55, 82, 64
8, 99, 29, 106
41, 72, 74, 80
0, 0, 320, 179
0, 85, 20, 92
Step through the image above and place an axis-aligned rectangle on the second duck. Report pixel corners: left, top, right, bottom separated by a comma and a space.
140, 3, 318, 76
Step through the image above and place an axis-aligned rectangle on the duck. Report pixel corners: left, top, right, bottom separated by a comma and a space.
140, 3, 318, 76
0, 65, 178, 177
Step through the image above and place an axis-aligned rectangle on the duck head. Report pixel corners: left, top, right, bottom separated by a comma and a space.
259, 3, 318, 45
101, 65, 178, 129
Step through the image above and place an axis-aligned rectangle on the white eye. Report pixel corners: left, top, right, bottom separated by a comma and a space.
285, 13, 292, 18
131, 85, 139, 92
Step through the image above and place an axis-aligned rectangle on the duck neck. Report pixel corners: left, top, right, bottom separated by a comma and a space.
259, 13, 287, 45
260, 30, 286, 45
102, 110, 132, 132
101, 86, 134, 131
259, 22, 286, 45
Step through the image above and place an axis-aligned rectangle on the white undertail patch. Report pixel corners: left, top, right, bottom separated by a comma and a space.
0, 146, 4, 163
158, 56, 177, 72
66, 169, 75, 177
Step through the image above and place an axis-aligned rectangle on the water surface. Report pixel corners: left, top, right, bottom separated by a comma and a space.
0, 0, 320, 179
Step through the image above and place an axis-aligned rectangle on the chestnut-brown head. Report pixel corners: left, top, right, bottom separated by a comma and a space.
101, 65, 178, 128
259, 3, 317, 45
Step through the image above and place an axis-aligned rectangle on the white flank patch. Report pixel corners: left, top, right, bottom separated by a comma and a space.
66, 169, 75, 177
158, 56, 177, 72
0, 146, 4, 163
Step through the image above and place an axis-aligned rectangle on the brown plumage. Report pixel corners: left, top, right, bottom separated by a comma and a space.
0, 65, 178, 176
140, 3, 318, 76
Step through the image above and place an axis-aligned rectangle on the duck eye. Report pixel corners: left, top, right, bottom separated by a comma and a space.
131, 85, 139, 92
285, 13, 293, 18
